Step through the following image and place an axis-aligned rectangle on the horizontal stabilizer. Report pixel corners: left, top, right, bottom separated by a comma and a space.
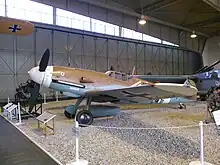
194, 66, 208, 74
195, 60, 220, 74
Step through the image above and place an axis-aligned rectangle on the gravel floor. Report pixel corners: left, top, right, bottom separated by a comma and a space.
13, 102, 220, 165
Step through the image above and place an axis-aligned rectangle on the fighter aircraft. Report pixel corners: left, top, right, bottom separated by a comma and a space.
27, 49, 198, 126
0, 16, 34, 35
131, 60, 220, 100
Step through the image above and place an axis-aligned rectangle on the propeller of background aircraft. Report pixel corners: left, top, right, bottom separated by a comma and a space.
28, 48, 50, 113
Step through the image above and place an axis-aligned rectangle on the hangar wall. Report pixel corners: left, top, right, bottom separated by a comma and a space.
32, 0, 206, 53
0, 23, 203, 101
202, 36, 220, 69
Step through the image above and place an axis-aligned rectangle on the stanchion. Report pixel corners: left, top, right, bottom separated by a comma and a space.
66, 121, 88, 165
15, 102, 23, 126
189, 121, 213, 165
8, 97, 10, 103
200, 121, 204, 165
75, 121, 79, 162
56, 91, 59, 102
43, 93, 47, 104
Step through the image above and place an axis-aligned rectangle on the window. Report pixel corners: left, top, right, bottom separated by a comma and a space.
56, 9, 75, 28
4, 0, 181, 46
56, 8, 90, 31
143, 34, 161, 43
91, 18, 105, 34
133, 31, 142, 40
162, 40, 174, 46
162, 40, 179, 47
121, 28, 133, 39
105, 22, 119, 36
91, 18, 119, 36
6, 0, 53, 24
56, 9, 120, 35
0, 0, 5, 16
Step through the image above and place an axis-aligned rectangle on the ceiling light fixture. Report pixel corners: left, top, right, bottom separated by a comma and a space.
139, 15, 146, 25
190, 31, 197, 38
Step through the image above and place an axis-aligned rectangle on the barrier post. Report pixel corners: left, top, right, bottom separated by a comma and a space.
75, 121, 79, 162
8, 97, 10, 103
66, 120, 88, 165
43, 93, 47, 104
189, 121, 213, 165
199, 121, 204, 165
15, 102, 23, 126
56, 91, 59, 102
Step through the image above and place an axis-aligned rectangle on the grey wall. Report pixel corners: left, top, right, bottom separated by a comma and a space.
0, 23, 203, 101
202, 36, 220, 68
32, 0, 207, 53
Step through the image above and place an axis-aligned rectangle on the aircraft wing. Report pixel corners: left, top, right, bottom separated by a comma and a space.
85, 80, 198, 104
0, 16, 34, 35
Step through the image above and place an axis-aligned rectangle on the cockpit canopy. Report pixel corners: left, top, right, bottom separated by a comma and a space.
105, 71, 130, 81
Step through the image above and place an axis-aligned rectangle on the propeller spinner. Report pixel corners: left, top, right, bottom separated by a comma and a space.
28, 48, 52, 86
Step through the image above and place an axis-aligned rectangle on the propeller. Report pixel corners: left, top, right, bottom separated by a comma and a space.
39, 48, 50, 72
28, 48, 50, 113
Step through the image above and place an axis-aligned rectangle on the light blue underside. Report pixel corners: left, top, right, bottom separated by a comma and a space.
49, 82, 195, 104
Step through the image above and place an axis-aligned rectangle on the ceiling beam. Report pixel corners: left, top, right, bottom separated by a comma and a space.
147, 11, 218, 14
184, 17, 220, 28
76, 0, 209, 37
180, 0, 198, 26
203, 0, 220, 12
139, 0, 181, 14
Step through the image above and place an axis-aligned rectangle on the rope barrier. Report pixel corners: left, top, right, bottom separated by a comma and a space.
78, 122, 216, 130
73, 121, 216, 164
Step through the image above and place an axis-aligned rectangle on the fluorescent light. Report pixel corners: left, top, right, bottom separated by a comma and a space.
139, 15, 146, 25
139, 19, 146, 25
190, 31, 197, 38
190, 34, 197, 38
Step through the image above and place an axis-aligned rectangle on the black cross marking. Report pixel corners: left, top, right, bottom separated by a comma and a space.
8, 24, 21, 32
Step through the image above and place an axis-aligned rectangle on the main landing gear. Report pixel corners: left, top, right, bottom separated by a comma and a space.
179, 103, 186, 109
74, 96, 94, 127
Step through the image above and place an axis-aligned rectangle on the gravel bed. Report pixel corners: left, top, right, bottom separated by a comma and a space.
14, 102, 220, 165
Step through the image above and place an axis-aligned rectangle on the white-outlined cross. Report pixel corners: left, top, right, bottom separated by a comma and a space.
8, 24, 21, 32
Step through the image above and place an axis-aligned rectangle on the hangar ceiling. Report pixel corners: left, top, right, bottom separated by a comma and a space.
110, 0, 220, 37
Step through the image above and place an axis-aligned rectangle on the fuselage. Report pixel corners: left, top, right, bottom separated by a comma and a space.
28, 65, 145, 98
28, 65, 197, 104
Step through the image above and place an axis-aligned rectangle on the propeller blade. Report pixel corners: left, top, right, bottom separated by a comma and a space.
39, 48, 50, 72
28, 81, 41, 113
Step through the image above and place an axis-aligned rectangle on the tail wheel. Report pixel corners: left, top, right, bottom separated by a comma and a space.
75, 110, 93, 127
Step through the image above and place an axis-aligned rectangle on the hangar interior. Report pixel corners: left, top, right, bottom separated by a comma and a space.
0, 0, 220, 101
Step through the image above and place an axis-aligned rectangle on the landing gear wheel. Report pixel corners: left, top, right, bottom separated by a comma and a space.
75, 110, 93, 127
179, 103, 186, 109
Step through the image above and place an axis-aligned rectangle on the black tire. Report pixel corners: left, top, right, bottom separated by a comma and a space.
182, 104, 186, 109
75, 110, 93, 127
